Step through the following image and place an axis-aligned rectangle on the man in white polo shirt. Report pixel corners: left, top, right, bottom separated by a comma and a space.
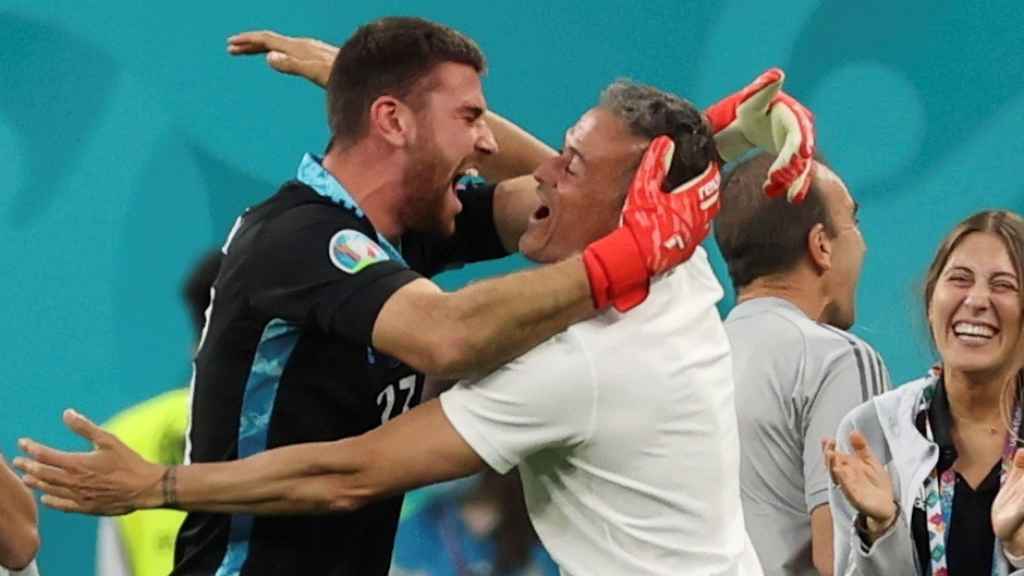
18, 74, 814, 575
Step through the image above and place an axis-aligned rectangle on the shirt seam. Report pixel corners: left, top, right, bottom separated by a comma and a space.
439, 393, 517, 473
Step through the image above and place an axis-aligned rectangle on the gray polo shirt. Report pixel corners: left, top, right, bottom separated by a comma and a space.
725, 297, 889, 576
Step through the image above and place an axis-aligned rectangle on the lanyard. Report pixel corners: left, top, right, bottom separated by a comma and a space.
922, 379, 1021, 576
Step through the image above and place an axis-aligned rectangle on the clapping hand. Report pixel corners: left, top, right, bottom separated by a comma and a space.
824, 431, 898, 541
994, 450, 1024, 558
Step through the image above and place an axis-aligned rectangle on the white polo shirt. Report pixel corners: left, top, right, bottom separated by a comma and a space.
441, 248, 762, 576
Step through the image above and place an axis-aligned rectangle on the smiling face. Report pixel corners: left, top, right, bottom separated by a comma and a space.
928, 231, 1024, 379
400, 62, 497, 236
519, 107, 647, 262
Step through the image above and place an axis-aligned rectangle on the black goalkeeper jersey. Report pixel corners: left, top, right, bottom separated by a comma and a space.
172, 156, 507, 576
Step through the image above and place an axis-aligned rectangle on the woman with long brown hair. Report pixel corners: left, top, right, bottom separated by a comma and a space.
826, 210, 1024, 575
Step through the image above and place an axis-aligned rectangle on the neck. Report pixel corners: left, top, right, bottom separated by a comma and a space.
944, 366, 1017, 423
322, 142, 407, 243
738, 269, 828, 322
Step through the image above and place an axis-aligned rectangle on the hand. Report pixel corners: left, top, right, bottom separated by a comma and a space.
704, 68, 815, 202
824, 433, 897, 538
13, 409, 166, 515
994, 450, 1024, 557
227, 30, 339, 88
583, 135, 720, 311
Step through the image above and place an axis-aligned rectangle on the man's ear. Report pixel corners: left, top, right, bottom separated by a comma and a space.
368, 95, 416, 147
808, 222, 833, 273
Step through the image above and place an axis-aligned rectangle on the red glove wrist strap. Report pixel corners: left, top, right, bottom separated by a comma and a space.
582, 228, 649, 310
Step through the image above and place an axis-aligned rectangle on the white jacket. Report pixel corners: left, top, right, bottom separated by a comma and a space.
828, 376, 1023, 576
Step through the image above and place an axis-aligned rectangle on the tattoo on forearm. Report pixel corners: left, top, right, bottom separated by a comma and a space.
161, 465, 179, 508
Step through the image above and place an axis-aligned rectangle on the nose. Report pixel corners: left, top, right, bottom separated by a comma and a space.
476, 121, 498, 155
963, 284, 991, 312
532, 156, 559, 187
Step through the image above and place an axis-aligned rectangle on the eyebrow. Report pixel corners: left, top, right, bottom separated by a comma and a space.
946, 266, 1019, 281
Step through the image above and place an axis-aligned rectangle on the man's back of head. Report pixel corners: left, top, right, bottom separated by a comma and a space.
715, 152, 865, 329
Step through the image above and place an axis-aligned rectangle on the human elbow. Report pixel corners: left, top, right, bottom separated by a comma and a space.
1, 526, 40, 570
299, 457, 380, 514
422, 334, 479, 379
319, 475, 377, 514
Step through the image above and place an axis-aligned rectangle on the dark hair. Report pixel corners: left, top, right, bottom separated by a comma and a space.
182, 250, 222, 339
599, 80, 717, 191
714, 152, 835, 290
327, 17, 486, 147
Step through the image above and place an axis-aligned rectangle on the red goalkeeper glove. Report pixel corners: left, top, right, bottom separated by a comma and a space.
705, 68, 815, 203
583, 136, 721, 312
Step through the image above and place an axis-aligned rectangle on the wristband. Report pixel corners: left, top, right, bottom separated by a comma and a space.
854, 499, 901, 544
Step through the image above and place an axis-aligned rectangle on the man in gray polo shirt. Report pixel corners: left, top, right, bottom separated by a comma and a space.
715, 153, 889, 576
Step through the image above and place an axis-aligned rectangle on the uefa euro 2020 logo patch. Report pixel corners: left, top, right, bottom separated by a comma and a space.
328, 229, 389, 274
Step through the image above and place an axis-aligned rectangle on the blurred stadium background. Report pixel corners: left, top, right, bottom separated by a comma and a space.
2, 1, 1023, 573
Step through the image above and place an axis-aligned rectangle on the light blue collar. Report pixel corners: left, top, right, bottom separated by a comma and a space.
296, 153, 405, 265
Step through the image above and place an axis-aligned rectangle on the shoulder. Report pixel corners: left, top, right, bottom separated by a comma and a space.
725, 300, 810, 358
806, 323, 883, 362
505, 328, 591, 380
256, 185, 385, 260
265, 188, 366, 234
455, 329, 594, 406
801, 325, 889, 396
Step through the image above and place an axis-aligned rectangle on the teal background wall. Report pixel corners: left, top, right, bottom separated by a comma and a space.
2, 1, 1023, 573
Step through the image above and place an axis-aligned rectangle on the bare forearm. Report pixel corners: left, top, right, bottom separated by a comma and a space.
152, 441, 365, 515
149, 402, 479, 516
434, 255, 595, 378
810, 504, 835, 576
0, 458, 39, 569
478, 111, 555, 182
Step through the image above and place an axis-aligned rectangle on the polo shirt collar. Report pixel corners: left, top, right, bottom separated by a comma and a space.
296, 153, 405, 265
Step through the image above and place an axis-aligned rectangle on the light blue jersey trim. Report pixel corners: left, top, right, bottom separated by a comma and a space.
296, 153, 406, 266
215, 318, 300, 576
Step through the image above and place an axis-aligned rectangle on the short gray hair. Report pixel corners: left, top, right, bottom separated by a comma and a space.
599, 80, 716, 190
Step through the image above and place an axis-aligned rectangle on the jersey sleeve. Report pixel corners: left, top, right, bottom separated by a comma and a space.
802, 343, 887, 511
248, 205, 422, 345
438, 331, 595, 474
402, 181, 510, 277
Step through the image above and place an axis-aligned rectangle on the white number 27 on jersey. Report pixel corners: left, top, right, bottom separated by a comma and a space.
376, 375, 417, 424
